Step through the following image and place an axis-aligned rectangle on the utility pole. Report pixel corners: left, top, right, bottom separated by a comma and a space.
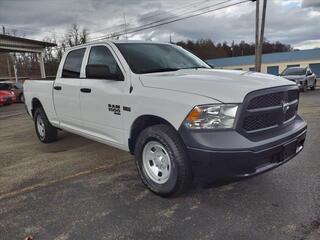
254, 0, 267, 72
6, 56, 12, 80
254, 0, 260, 72
2, 25, 13, 80
258, 0, 267, 71
123, 13, 128, 40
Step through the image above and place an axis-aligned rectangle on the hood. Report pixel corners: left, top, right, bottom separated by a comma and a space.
0, 90, 13, 96
139, 69, 295, 103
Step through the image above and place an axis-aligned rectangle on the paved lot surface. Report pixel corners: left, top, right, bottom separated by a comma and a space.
0, 91, 320, 240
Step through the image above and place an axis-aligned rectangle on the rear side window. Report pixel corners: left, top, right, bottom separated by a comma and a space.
87, 46, 121, 76
62, 48, 86, 78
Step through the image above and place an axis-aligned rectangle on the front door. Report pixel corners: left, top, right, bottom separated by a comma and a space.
80, 45, 126, 146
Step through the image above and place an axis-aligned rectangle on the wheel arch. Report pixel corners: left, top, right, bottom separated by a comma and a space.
31, 98, 43, 117
128, 114, 177, 154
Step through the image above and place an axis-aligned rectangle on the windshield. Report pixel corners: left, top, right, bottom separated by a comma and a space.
282, 67, 306, 76
0, 83, 11, 90
14, 82, 23, 89
116, 43, 211, 74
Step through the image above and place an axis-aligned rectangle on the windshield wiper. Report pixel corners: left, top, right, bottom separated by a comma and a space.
140, 68, 180, 74
179, 66, 210, 70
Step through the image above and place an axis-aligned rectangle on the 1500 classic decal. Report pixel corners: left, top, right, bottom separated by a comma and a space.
108, 104, 121, 115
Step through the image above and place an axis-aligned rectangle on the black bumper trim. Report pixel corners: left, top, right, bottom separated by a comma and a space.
187, 129, 306, 180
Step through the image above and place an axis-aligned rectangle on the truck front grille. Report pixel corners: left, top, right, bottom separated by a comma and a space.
247, 92, 282, 109
241, 86, 299, 133
243, 113, 278, 131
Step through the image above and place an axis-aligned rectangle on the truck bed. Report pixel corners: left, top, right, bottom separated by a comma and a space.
24, 79, 58, 123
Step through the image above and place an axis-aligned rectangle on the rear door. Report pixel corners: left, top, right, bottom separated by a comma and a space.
80, 44, 127, 146
53, 48, 86, 130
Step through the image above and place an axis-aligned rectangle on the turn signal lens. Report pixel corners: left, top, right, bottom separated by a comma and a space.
185, 106, 201, 122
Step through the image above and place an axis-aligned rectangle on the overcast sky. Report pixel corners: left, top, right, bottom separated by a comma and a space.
0, 0, 319, 49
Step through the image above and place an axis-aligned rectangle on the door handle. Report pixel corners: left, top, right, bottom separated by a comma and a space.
80, 88, 91, 93
54, 86, 62, 90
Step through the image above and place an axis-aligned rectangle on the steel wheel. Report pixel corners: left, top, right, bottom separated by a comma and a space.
36, 114, 45, 139
142, 141, 172, 184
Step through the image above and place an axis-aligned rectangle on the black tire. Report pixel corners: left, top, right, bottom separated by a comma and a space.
301, 81, 308, 92
19, 93, 24, 103
34, 107, 58, 143
134, 124, 192, 197
310, 79, 317, 90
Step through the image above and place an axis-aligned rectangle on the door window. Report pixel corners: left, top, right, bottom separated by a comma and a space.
88, 46, 122, 76
310, 63, 320, 78
62, 48, 86, 78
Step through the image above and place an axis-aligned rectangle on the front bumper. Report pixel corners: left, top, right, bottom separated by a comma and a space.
0, 97, 14, 105
286, 79, 304, 89
179, 116, 307, 181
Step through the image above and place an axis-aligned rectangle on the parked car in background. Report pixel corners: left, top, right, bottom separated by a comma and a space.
280, 67, 317, 92
0, 87, 16, 106
0, 82, 24, 102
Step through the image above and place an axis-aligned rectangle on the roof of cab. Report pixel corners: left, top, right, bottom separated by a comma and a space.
111, 40, 171, 44
64, 40, 171, 51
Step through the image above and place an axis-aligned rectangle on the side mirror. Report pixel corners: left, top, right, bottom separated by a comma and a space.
307, 71, 312, 76
86, 64, 124, 81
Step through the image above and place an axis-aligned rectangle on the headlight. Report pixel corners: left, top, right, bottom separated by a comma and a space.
184, 104, 239, 129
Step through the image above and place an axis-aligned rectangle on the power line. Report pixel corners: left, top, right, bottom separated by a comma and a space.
89, 23, 127, 36
88, 0, 215, 38
2, 0, 239, 41
130, 0, 233, 32
138, 0, 211, 22
2, 24, 63, 35
90, 0, 234, 41
2, 0, 253, 51
89, 0, 236, 41
89, 0, 251, 42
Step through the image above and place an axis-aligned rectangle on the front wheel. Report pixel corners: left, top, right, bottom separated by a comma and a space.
19, 93, 24, 103
301, 81, 308, 92
34, 107, 58, 143
310, 79, 317, 90
134, 124, 192, 197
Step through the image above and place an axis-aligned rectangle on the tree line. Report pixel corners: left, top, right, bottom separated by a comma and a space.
176, 39, 293, 60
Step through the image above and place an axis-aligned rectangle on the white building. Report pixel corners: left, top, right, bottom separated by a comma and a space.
206, 48, 320, 78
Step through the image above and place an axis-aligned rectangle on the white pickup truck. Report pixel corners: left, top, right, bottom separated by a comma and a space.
24, 41, 307, 197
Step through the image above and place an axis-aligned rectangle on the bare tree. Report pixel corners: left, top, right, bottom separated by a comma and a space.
64, 24, 88, 47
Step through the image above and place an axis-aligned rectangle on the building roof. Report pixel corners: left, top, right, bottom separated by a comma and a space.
0, 34, 56, 53
206, 48, 320, 67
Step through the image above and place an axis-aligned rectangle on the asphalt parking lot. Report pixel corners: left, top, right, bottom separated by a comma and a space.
0, 90, 320, 240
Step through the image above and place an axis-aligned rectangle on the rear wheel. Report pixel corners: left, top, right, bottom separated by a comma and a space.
301, 81, 308, 92
310, 79, 317, 90
134, 124, 192, 197
34, 107, 58, 143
